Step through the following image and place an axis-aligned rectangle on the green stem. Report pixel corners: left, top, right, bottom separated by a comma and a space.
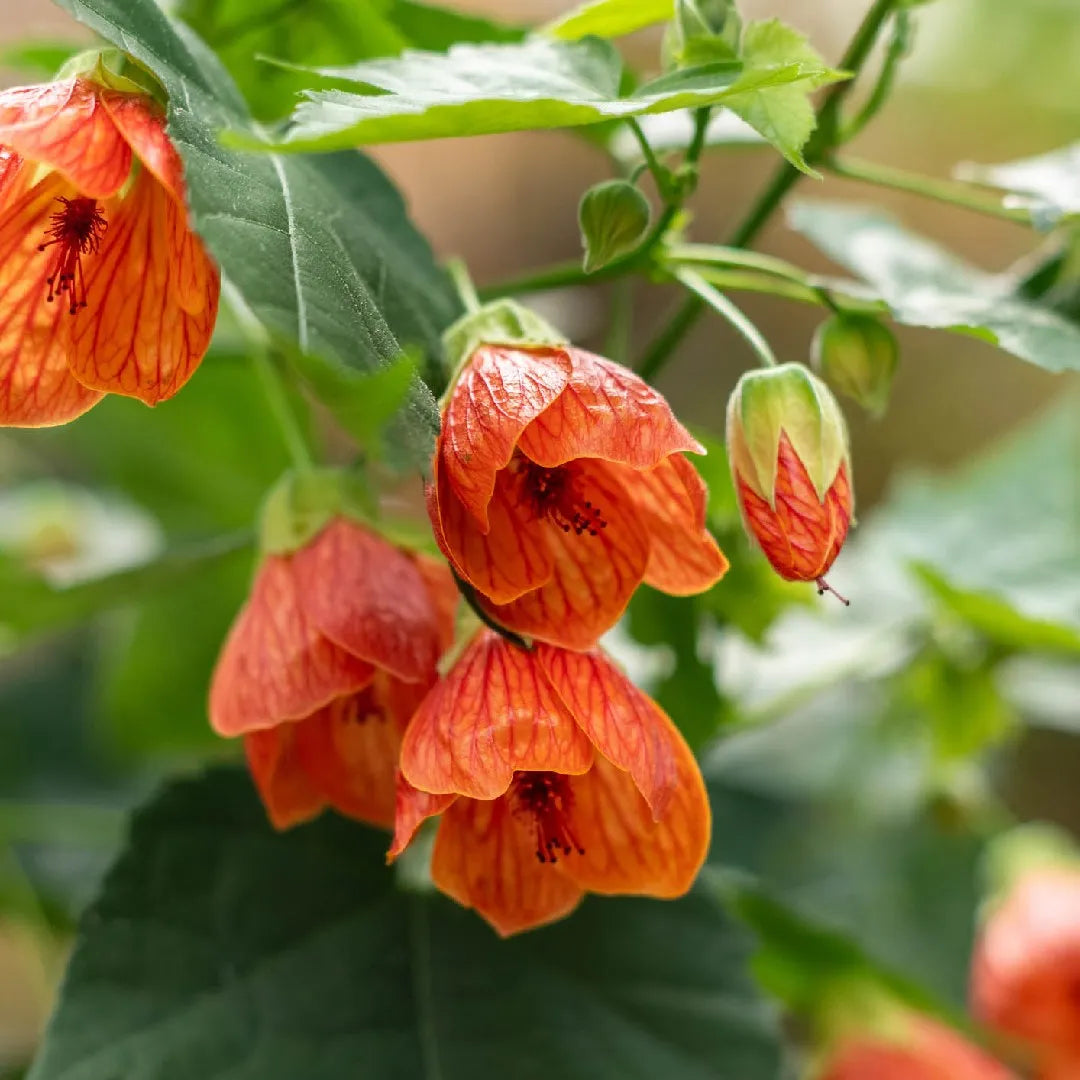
451, 569, 531, 651
635, 0, 902, 378
446, 257, 481, 314
839, 8, 912, 144
824, 155, 1033, 224
626, 118, 670, 196
664, 242, 816, 284
674, 268, 778, 368
604, 277, 634, 364
253, 351, 314, 471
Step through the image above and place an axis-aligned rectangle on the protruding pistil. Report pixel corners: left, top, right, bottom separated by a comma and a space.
38, 196, 106, 315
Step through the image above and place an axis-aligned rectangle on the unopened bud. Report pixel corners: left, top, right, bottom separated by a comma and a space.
578, 179, 651, 274
726, 362, 852, 597
666, 0, 742, 66
812, 313, 899, 418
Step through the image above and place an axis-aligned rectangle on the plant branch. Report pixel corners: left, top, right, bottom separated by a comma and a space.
673, 268, 778, 368
840, 8, 912, 143
824, 155, 1033, 224
626, 118, 671, 196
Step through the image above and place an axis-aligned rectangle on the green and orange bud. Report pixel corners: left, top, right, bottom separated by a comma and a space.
726, 362, 852, 600
812, 313, 899, 419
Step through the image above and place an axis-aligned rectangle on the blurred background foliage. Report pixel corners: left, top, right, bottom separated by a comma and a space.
0, 0, 1078, 1076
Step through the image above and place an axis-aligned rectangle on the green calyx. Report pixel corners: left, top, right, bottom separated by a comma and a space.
665, 0, 743, 68
726, 361, 850, 507
812, 313, 899, 419
441, 298, 567, 401
259, 467, 377, 556
58, 48, 166, 104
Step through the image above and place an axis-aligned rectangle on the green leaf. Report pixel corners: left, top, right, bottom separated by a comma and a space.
723, 20, 846, 174
57, 0, 461, 472
544, 0, 675, 40
262, 35, 828, 151
957, 142, 1080, 227
177, 0, 525, 120
30, 769, 782, 1080
788, 201, 1080, 373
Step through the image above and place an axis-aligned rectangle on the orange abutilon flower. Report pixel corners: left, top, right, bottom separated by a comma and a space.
0, 74, 219, 426
209, 516, 456, 830
429, 343, 728, 650
726, 362, 852, 600
971, 866, 1080, 1066
390, 629, 711, 936
819, 1015, 1014, 1080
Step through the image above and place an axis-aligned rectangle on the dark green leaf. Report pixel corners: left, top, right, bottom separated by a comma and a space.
30, 769, 782, 1080
788, 201, 1080, 372
264, 35, 833, 152
58, 0, 460, 472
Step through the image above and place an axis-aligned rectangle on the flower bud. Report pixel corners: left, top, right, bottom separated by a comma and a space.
578, 179, 651, 273
726, 362, 852, 597
666, 0, 742, 66
812, 313, 899, 419
972, 831, 1080, 1065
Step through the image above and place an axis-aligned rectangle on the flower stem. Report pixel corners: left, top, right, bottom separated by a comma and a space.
839, 7, 912, 144
253, 350, 315, 472
824, 155, 1033, 224
672, 268, 778, 369
626, 118, 670, 196
447, 257, 481, 314
450, 569, 532, 652
635, 0, 902, 380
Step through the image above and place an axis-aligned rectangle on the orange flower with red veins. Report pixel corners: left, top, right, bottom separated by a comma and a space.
390, 629, 711, 936
727, 362, 853, 600
209, 517, 456, 830
0, 75, 219, 425
429, 343, 728, 649
972, 866, 1080, 1065
819, 1015, 1014, 1080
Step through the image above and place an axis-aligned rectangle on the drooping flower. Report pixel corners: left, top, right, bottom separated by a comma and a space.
428, 342, 728, 650
971, 866, 1080, 1066
209, 516, 456, 830
726, 361, 852, 599
390, 629, 711, 936
819, 1014, 1014, 1080
0, 73, 219, 426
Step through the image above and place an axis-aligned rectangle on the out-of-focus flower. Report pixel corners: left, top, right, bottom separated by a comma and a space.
812, 313, 899, 419
429, 342, 727, 649
819, 1014, 1014, 1080
726, 362, 852, 598
209, 516, 455, 829
391, 629, 710, 935
0, 73, 219, 425
972, 866, 1080, 1066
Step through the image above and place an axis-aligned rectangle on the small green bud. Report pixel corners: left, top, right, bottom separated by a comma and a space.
811, 313, 899, 419
259, 468, 376, 556
578, 179, 651, 274
667, 0, 742, 67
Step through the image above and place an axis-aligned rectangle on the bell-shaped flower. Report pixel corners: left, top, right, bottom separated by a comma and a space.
390, 629, 711, 935
209, 516, 456, 830
727, 362, 852, 599
428, 343, 728, 650
819, 1014, 1014, 1080
972, 865, 1080, 1068
0, 74, 219, 425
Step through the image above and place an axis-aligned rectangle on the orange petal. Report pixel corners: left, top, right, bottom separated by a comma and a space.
292, 689, 401, 830
65, 167, 219, 405
413, 553, 459, 653
632, 455, 729, 594
440, 344, 572, 528
245, 725, 327, 831
430, 793, 584, 936
537, 644, 679, 818
0, 170, 103, 425
480, 460, 649, 649
208, 556, 376, 737
516, 347, 703, 469
0, 79, 131, 199
431, 451, 554, 605
389, 773, 456, 860
557, 743, 710, 900
100, 90, 185, 203
292, 518, 443, 684
399, 629, 594, 801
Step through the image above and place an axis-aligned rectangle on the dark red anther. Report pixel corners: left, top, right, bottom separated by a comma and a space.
519, 456, 607, 537
38, 197, 107, 315
512, 771, 585, 864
